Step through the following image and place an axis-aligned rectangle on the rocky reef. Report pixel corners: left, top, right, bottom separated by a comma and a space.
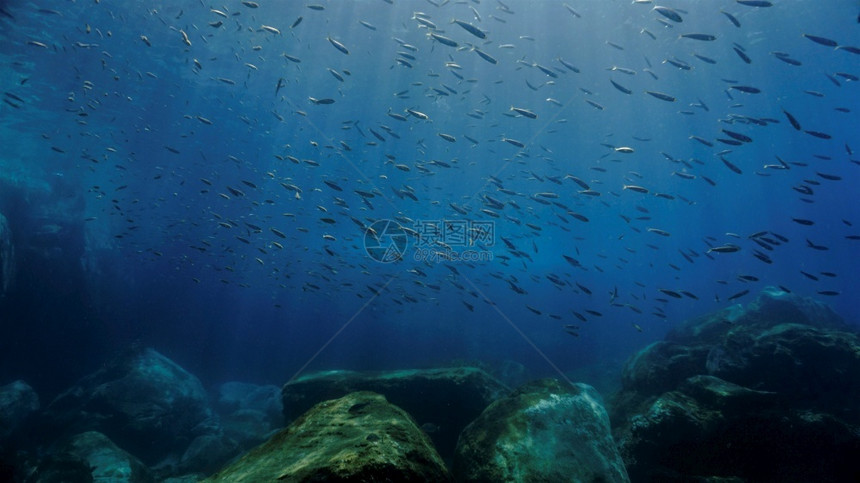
454, 378, 629, 482
32, 431, 156, 483
4, 288, 858, 482
205, 391, 452, 482
612, 287, 860, 482
38, 346, 233, 476
282, 366, 509, 460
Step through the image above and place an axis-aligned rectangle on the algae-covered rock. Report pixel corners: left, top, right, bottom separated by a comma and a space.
42, 346, 220, 466
281, 367, 508, 459
454, 378, 629, 483
206, 391, 452, 482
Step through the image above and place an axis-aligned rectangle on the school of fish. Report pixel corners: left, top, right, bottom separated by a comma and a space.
1, 0, 857, 340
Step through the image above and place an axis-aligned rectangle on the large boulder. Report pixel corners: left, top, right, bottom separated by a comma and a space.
454, 378, 630, 483
50, 431, 155, 483
206, 391, 452, 482
0, 212, 14, 297
0, 380, 39, 444
282, 367, 509, 459
612, 289, 860, 482
620, 375, 860, 482
42, 346, 222, 467
214, 382, 283, 447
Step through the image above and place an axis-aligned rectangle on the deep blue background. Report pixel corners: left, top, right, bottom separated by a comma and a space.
0, 0, 857, 396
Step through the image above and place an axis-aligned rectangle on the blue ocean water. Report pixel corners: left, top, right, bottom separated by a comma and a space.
0, 0, 857, 398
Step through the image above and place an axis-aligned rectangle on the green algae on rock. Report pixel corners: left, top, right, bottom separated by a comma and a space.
281, 366, 509, 459
206, 391, 452, 482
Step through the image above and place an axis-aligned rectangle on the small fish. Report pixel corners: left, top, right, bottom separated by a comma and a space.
803, 34, 838, 47
736, 0, 772, 6
645, 91, 676, 102
733, 47, 752, 63
323, 180, 342, 191
721, 156, 743, 174
727, 289, 750, 301
722, 11, 741, 27
708, 244, 741, 253
610, 79, 632, 94
680, 33, 717, 41
722, 129, 752, 143
405, 108, 429, 120
585, 99, 604, 110
730, 85, 761, 94
623, 185, 649, 193
805, 130, 832, 140
428, 32, 458, 47
327, 36, 349, 55
510, 106, 537, 119
452, 19, 486, 39
327, 68, 345, 82
474, 48, 497, 64
782, 109, 801, 130
503, 138, 525, 148
653, 6, 683, 23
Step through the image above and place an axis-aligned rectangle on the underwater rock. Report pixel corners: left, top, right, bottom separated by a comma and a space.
454, 378, 630, 483
0, 379, 39, 442
175, 432, 238, 477
42, 346, 220, 468
218, 409, 276, 451
281, 366, 509, 460
619, 375, 860, 482
613, 289, 860, 482
205, 391, 452, 482
214, 382, 283, 449
51, 431, 155, 483
0, 212, 14, 298
667, 286, 848, 346
620, 341, 711, 398
215, 381, 282, 423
